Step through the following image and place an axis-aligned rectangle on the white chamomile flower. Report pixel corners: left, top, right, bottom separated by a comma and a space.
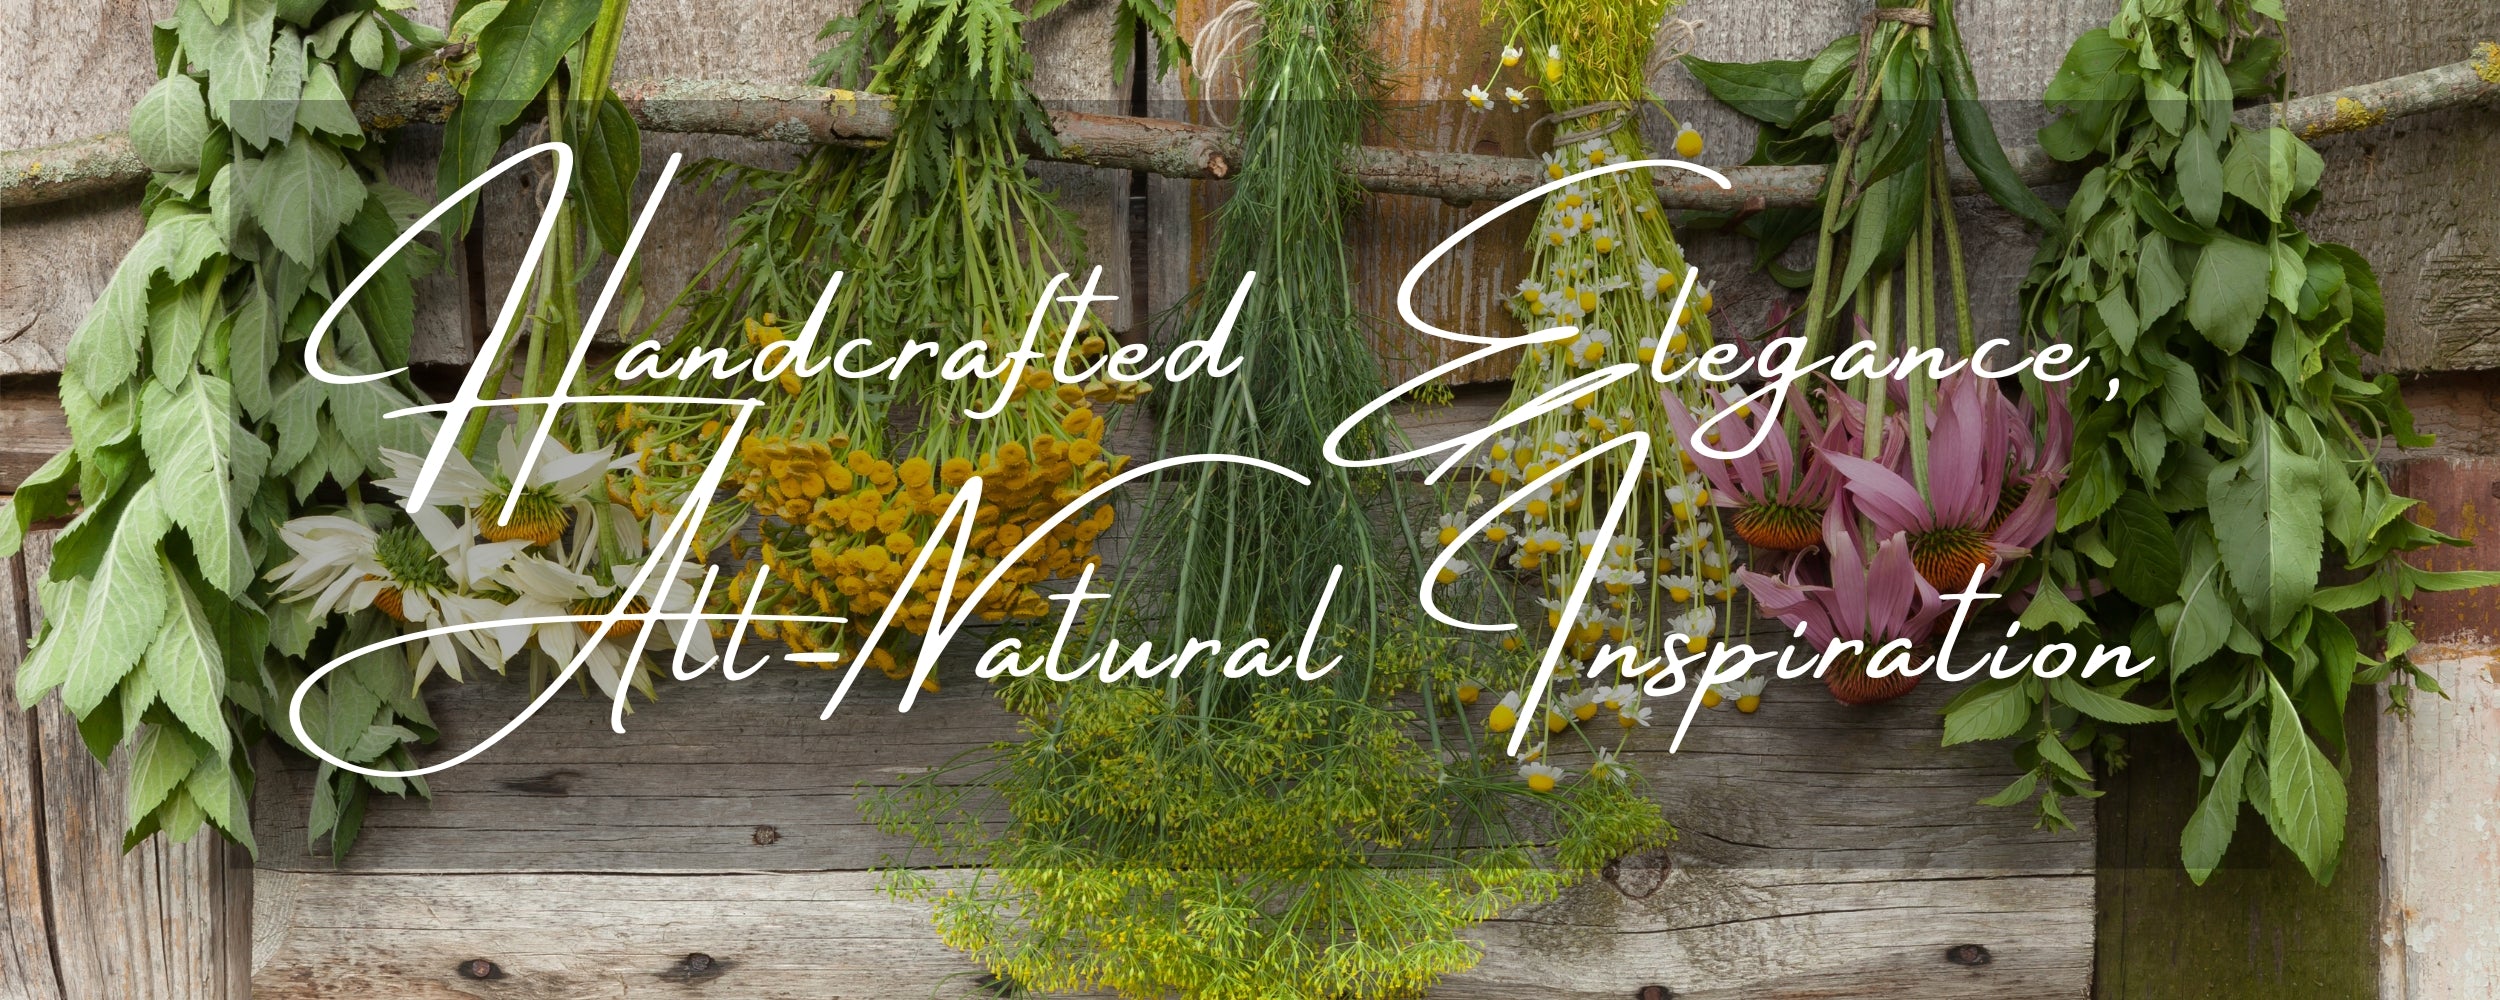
1504, 86, 1528, 110
1589, 226, 1619, 254
1674, 124, 1705, 158
1501, 45, 1524, 67
1636, 258, 1676, 301
1543, 44, 1564, 82
1488, 691, 1524, 733
1521, 760, 1569, 792
1463, 84, 1491, 110
1591, 748, 1630, 783
1435, 558, 1475, 585
1659, 572, 1700, 604
1618, 703, 1653, 728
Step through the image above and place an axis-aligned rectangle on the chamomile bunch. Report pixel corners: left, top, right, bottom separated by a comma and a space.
1435, 0, 1742, 739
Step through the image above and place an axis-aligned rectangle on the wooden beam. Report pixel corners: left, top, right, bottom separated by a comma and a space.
7, 50, 2498, 212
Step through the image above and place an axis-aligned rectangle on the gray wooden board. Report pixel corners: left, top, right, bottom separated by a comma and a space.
7, 533, 253, 1000
250, 641, 2088, 875
0, 0, 470, 379
248, 865, 2088, 999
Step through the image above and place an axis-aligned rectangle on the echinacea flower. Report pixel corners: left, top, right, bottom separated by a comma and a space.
1739, 505, 1946, 705
1665, 383, 1853, 552
1819, 372, 2060, 591
376, 430, 633, 549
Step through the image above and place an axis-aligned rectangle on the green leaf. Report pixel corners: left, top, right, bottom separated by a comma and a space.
177, 0, 276, 126
348, 12, 388, 70
2176, 126, 2223, 226
131, 75, 213, 172
574, 92, 642, 253
2207, 420, 2324, 634
2181, 727, 2252, 883
1978, 769, 2042, 808
249, 128, 366, 265
0, 449, 79, 558
1681, 54, 1810, 126
2136, 234, 2187, 322
140, 376, 259, 595
1933, 0, 2061, 231
2036, 730, 2093, 783
2047, 675, 2174, 724
186, 754, 256, 854
2405, 568, 2500, 593
297, 61, 361, 137
127, 725, 202, 821
2017, 583, 2090, 633
148, 560, 232, 755
1942, 679, 2035, 745
434, 0, 603, 236
2170, 554, 2231, 673
2104, 490, 2182, 606
2265, 676, 2346, 884
2056, 446, 2124, 531
67, 230, 162, 400
59, 484, 173, 716
2185, 234, 2271, 353
228, 26, 306, 148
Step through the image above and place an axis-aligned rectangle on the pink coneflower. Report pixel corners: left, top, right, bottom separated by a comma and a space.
1665, 381, 1853, 552
1820, 373, 2060, 591
1738, 504, 1945, 705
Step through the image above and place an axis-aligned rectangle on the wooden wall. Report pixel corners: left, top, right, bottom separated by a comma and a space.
0, 0, 2494, 998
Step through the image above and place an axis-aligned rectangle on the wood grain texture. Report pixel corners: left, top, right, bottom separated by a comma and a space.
248, 618, 2089, 874
2288, 0, 2500, 373
0, 0, 470, 378
2378, 457, 2500, 1000
248, 863, 2086, 1000
11, 533, 253, 1000
0, 541, 63, 1000
2095, 693, 2383, 999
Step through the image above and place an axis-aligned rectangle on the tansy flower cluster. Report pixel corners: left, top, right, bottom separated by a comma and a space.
722, 405, 1126, 687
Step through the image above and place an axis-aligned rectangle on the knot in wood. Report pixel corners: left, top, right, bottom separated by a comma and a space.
1635, 986, 1675, 1000
752, 824, 781, 845
1945, 943, 1993, 966
456, 958, 505, 980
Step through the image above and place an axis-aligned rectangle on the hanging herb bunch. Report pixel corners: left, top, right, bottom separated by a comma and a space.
1962, 0, 2498, 883
1675, 1, 2072, 707
862, 0, 1664, 996
605, 0, 1182, 687
4, 0, 457, 853
258, 0, 683, 858
1443, 0, 1743, 728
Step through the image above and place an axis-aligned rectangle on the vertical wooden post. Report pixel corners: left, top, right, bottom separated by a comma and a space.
0, 533, 252, 1000
2094, 695, 2384, 997
2378, 456, 2500, 999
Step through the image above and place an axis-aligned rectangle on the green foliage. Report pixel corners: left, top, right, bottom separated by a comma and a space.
6, 0, 448, 854
871, 682, 1665, 1000
1963, 0, 2500, 883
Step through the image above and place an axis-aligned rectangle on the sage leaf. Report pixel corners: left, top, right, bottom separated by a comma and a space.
149, 562, 232, 755
249, 129, 365, 265
131, 75, 213, 172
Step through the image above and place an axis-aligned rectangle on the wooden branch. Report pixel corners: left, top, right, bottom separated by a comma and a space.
5, 50, 2496, 212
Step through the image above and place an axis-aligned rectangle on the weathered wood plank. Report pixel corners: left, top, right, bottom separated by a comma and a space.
2377, 456, 2500, 999
15, 532, 252, 1000
252, 633, 2089, 874
0, 0, 162, 379
0, 548, 63, 1000
247, 864, 2085, 999
2094, 686, 2384, 998
2290, 2, 2500, 373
